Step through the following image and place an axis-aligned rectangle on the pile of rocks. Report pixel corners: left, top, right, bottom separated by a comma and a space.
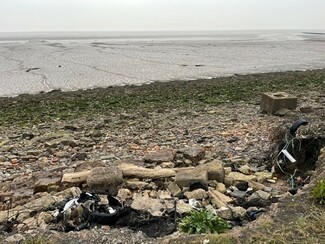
0, 144, 279, 235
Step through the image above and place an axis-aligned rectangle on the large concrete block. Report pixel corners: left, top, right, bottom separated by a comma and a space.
260, 92, 297, 114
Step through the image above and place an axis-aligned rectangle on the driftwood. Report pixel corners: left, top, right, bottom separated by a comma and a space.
119, 163, 176, 179
60, 163, 197, 184
61, 170, 91, 184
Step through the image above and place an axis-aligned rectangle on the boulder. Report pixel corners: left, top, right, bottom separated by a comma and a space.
175, 168, 208, 188
74, 160, 106, 172
87, 166, 123, 195
197, 160, 225, 182
217, 207, 233, 220
255, 172, 273, 183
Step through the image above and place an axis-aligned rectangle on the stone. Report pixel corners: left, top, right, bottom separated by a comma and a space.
87, 166, 123, 195
255, 190, 271, 200
117, 188, 133, 201
238, 164, 252, 175
161, 162, 175, 168
131, 195, 165, 216
176, 200, 193, 214
175, 168, 208, 188
274, 108, 295, 117
209, 189, 233, 208
184, 189, 208, 200
230, 190, 246, 199
217, 206, 233, 220
55, 151, 71, 158
0, 155, 7, 162
230, 206, 246, 219
158, 190, 172, 200
167, 182, 182, 197
247, 192, 270, 207
178, 146, 205, 164
215, 182, 227, 194
197, 160, 225, 182
5, 234, 25, 243
45, 137, 78, 148
144, 149, 175, 164
224, 176, 234, 187
255, 172, 273, 183
228, 172, 257, 182
0, 192, 56, 223
34, 177, 61, 193
235, 181, 249, 191
248, 180, 265, 191
260, 92, 297, 114
125, 180, 150, 190
74, 160, 107, 172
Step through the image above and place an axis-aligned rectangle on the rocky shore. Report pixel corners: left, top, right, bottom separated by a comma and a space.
0, 69, 324, 243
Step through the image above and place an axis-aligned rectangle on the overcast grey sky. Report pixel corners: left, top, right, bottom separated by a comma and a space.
0, 0, 324, 32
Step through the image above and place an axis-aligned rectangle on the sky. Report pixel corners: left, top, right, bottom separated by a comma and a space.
0, 0, 324, 32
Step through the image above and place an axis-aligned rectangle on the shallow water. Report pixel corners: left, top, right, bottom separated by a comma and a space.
0, 30, 324, 97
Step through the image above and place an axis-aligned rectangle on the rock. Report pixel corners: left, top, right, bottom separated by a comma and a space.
117, 188, 133, 201
215, 182, 227, 194
87, 166, 123, 195
235, 181, 249, 191
230, 190, 246, 199
158, 190, 172, 200
175, 168, 208, 188
125, 180, 150, 190
255, 190, 271, 200
54, 187, 82, 202
274, 108, 295, 117
230, 206, 246, 219
217, 206, 233, 220
92, 130, 103, 138
247, 192, 271, 207
228, 172, 257, 182
238, 164, 252, 175
167, 182, 182, 197
197, 160, 225, 182
55, 151, 71, 158
0, 155, 7, 162
34, 177, 61, 193
161, 162, 175, 168
0, 192, 56, 223
209, 189, 233, 208
74, 160, 106, 172
184, 189, 208, 200
248, 180, 265, 191
131, 194, 165, 216
178, 146, 205, 164
5, 234, 25, 243
224, 176, 234, 187
45, 137, 78, 148
144, 149, 175, 164
255, 172, 273, 183
176, 200, 193, 214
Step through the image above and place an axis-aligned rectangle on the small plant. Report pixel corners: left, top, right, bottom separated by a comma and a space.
179, 209, 230, 234
311, 179, 325, 205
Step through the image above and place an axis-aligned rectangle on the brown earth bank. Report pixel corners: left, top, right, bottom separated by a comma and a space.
0, 69, 324, 243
